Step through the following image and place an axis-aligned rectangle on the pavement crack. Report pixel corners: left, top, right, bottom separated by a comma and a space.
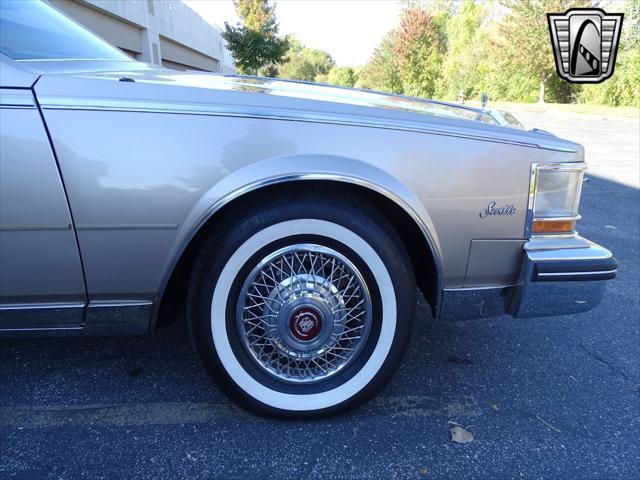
578, 341, 632, 383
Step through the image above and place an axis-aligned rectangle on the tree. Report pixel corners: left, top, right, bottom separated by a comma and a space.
393, 5, 446, 98
495, 0, 588, 103
234, 0, 276, 31
356, 30, 404, 93
222, 0, 288, 75
441, 0, 488, 100
324, 67, 359, 87
278, 37, 335, 81
580, 0, 640, 107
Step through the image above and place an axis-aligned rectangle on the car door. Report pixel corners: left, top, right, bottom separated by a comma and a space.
0, 57, 87, 330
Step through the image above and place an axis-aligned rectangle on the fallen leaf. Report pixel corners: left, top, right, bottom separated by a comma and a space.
419, 467, 429, 476
605, 225, 617, 229
450, 426, 474, 444
490, 403, 500, 412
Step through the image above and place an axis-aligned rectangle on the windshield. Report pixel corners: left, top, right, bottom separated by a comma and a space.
0, 0, 131, 61
498, 111, 525, 129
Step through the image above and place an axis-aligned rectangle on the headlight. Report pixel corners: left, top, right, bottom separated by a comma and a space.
529, 163, 586, 235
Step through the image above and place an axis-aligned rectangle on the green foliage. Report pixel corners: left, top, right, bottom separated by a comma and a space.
355, 31, 403, 93
579, 42, 640, 108
579, 0, 640, 107
278, 37, 335, 81
440, 0, 486, 99
393, 5, 446, 98
234, 0, 276, 31
493, 0, 587, 102
324, 67, 359, 87
222, 0, 288, 75
223, 26, 288, 75
355, 4, 448, 97
265, 0, 638, 107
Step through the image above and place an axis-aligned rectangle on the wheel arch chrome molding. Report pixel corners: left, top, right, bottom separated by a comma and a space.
152, 173, 445, 328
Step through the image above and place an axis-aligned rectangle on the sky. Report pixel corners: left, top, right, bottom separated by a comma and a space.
184, 0, 402, 67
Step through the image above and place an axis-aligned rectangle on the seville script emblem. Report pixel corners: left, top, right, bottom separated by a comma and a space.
479, 201, 517, 219
547, 8, 624, 84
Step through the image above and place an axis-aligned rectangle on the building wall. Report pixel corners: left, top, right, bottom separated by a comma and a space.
47, 0, 235, 73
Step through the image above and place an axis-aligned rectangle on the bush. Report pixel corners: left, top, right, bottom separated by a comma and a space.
579, 47, 640, 107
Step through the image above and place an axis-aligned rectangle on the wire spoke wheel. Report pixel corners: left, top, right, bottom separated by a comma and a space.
191, 200, 414, 416
236, 244, 372, 384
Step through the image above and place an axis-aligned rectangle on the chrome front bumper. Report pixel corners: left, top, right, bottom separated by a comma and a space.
440, 236, 617, 321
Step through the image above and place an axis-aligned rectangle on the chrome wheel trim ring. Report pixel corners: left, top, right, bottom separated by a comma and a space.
236, 243, 373, 384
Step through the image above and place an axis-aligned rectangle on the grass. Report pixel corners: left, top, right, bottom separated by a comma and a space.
464, 100, 640, 118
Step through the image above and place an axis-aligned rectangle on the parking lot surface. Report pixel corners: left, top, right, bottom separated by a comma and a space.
1, 110, 639, 480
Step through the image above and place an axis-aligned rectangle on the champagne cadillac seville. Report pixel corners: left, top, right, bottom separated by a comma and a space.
0, 1, 617, 417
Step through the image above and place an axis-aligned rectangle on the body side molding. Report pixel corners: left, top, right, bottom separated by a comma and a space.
0, 301, 153, 336
37, 96, 577, 153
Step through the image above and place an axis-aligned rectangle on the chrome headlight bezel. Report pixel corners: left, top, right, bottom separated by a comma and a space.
526, 163, 587, 237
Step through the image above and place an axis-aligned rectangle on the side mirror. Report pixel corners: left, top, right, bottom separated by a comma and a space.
480, 92, 489, 109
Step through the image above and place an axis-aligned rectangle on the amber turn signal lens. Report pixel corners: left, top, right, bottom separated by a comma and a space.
532, 218, 576, 234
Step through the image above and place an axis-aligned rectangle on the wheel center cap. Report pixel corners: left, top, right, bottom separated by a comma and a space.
290, 306, 323, 341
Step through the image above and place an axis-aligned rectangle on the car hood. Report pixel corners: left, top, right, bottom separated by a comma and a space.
29, 60, 581, 153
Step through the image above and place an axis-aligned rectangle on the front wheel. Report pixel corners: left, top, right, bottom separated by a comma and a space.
188, 191, 414, 417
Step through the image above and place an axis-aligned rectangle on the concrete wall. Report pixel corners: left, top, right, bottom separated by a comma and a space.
47, 0, 235, 73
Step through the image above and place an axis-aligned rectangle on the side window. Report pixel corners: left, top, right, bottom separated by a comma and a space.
0, 1, 130, 61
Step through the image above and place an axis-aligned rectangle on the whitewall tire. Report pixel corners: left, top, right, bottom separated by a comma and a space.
188, 190, 414, 417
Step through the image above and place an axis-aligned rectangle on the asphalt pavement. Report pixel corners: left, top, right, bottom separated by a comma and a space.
1, 110, 638, 480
